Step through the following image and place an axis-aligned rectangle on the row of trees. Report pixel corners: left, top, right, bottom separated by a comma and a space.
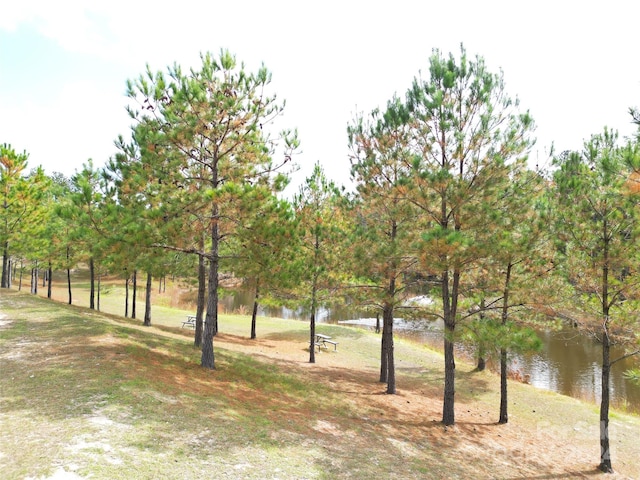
2, 46, 640, 473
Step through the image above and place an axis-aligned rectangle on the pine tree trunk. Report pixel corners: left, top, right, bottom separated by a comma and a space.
443, 331, 456, 425
250, 280, 259, 340
309, 309, 316, 364
143, 271, 152, 326
379, 328, 388, 383
499, 263, 512, 424
201, 206, 220, 370
125, 276, 129, 317
132, 270, 137, 319
67, 268, 72, 304
499, 348, 508, 424
32, 261, 39, 294
380, 219, 398, 387
308, 233, 320, 365
599, 326, 613, 473
599, 222, 613, 473
30, 267, 37, 294
47, 263, 52, 299
442, 269, 457, 426
66, 247, 72, 305
194, 249, 206, 348
89, 258, 95, 310
97, 273, 101, 311
201, 257, 218, 368
382, 302, 395, 394
308, 273, 318, 364
1, 242, 9, 288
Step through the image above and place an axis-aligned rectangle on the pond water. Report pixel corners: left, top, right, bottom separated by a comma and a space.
220, 291, 640, 414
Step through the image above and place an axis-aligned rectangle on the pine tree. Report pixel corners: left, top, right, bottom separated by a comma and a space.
347, 97, 423, 393
41, 173, 75, 301
123, 50, 298, 369
553, 129, 640, 473
403, 46, 535, 425
287, 163, 345, 364
0, 145, 47, 288
229, 188, 296, 340
67, 161, 112, 310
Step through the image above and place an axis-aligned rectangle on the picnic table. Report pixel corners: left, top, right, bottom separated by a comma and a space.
182, 315, 197, 328
314, 333, 338, 351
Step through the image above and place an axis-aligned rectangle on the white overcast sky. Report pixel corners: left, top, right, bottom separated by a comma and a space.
1, 0, 640, 189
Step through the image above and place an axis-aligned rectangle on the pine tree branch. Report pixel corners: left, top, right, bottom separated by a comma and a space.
611, 349, 640, 366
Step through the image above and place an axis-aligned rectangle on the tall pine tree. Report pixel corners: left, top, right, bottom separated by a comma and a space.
403, 46, 535, 425
123, 50, 298, 369
553, 129, 640, 473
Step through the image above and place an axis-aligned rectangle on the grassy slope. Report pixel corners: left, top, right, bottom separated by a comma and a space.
1, 284, 639, 479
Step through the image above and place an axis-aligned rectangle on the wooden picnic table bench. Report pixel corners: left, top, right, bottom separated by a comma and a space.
314, 333, 338, 351
182, 315, 197, 328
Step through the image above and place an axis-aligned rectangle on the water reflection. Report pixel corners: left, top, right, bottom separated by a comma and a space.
512, 328, 640, 413
220, 290, 640, 414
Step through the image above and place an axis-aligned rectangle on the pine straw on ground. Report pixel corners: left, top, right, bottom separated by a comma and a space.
209, 331, 640, 480
110, 309, 639, 479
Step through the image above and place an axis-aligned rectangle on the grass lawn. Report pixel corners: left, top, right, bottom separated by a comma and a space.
1, 278, 639, 479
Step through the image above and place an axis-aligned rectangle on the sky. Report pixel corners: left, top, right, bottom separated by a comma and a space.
2, 1, 640, 190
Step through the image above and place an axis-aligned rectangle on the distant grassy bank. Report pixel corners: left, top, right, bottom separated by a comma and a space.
1, 289, 639, 479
